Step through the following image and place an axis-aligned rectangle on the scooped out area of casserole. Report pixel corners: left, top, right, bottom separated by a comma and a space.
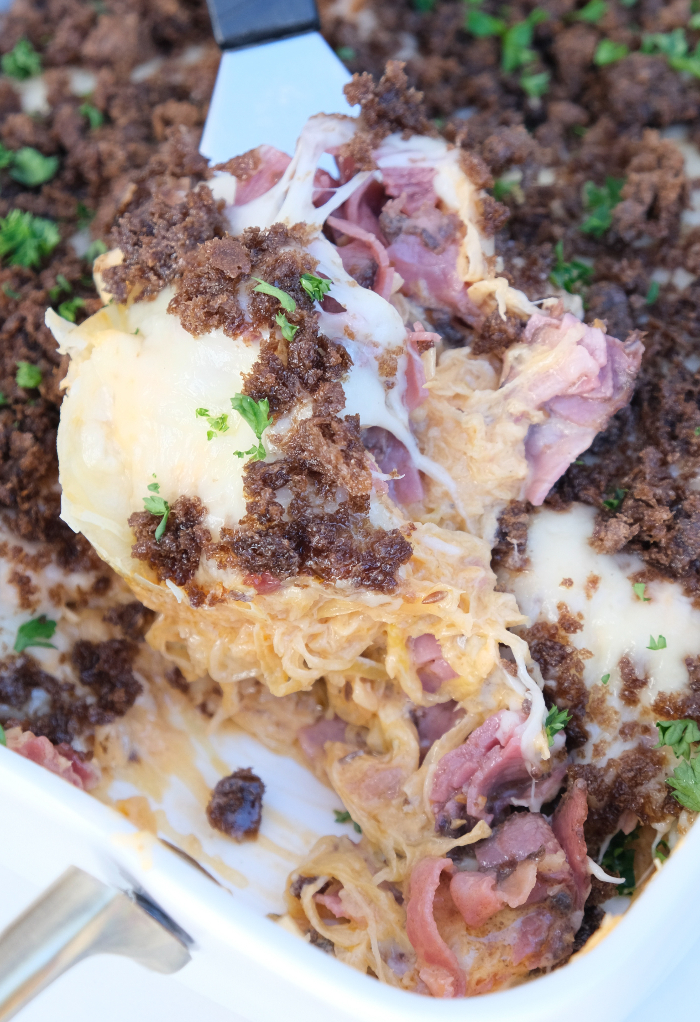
44, 64, 690, 997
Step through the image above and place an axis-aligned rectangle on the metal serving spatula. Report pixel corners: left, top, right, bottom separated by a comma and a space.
200, 0, 355, 165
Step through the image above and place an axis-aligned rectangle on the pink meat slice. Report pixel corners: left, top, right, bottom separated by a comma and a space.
515, 313, 643, 505
450, 872, 503, 928
409, 633, 458, 693
229, 145, 292, 206
551, 779, 591, 911
297, 716, 347, 763
414, 701, 465, 763
382, 166, 437, 216
406, 857, 465, 998
385, 235, 481, 324
5, 727, 101, 790
430, 710, 515, 807
362, 426, 424, 505
327, 215, 394, 300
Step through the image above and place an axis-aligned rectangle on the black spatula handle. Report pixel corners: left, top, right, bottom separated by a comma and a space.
206, 0, 320, 51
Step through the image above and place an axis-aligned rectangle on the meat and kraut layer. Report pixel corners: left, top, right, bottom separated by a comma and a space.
49, 70, 644, 996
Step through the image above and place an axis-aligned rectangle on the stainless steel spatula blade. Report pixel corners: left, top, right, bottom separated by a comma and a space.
201, 0, 354, 164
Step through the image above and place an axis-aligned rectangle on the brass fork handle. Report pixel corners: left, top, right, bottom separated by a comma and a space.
0, 866, 191, 1021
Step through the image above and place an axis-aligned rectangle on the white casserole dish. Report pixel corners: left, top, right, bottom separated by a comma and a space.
1, 733, 697, 1022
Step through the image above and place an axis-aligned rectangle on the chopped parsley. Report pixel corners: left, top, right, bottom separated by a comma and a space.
544, 705, 571, 747
0, 144, 13, 170
196, 407, 230, 441
594, 39, 629, 66
520, 70, 550, 98
252, 277, 296, 312
300, 273, 332, 302
231, 394, 272, 462
0, 722, 5, 746
15, 361, 42, 388
493, 177, 517, 201
695, 426, 700, 436
633, 582, 650, 602
601, 673, 610, 684
85, 239, 108, 263
501, 9, 549, 74
666, 755, 700, 812
580, 177, 625, 237
275, 312, 298, 342
645, 280, 660, 305
57, 297, 85, 323
76, 202, 95, 228
413, 0, 436, 9
549, 240, 593, 294
147, 479, 160, 492
1, 39, 42, 80
647, 634, 667, 651
575, 0, 607, 23
602, 487, 627, 510
8, 147, 59, 188
48, 273, 72, 302
600, 826, 638, 894
642, 28, 700, 77
79, 102, 104, 130
2, 283, 21, 300
143, 492, 170, 541
336, 46, 356, 60
465, 8, 505, 36
14, 614, 57, 653
334, 809, 362, 833
655, 719, 700, 761
653, 838, 670, 862
0, 210, 60, 268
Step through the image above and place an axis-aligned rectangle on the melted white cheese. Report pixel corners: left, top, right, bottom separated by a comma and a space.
55, 290, 260, 568
504, 504, 700, 762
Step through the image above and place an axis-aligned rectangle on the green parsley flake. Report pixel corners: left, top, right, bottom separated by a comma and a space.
76, 202, 94, 228
655, 719, 700, 761
252, 277, 296, 313
0, 722, 5, 746
666, 755, 700, 812
601, 673, 610, 685
575, 0, 607, 23
143, 493, 170, 542
520, 70, 550, 98
691, 12, 700, 29
493, 177, 516, 201
275, 312, 299, 342
633, 582, 651, 602
2, 283, 21, 301
14, 614, 57, 653
85, 239, 108, 263
695, 426, 700, 436
647, 634, 667, 651
501, 10, 549, 74
645, 280, 660, 305
0, 143, 13, 170
147, 481, 160, 492
300, 273, 332, 302
600, 826, 638, 894
231, 394, 272, 463
58, 297, 85, 323
1, 39, 42, 80
334, 809, 362, 833
653, 838, 669, 862
336, 46, 356, 61
465, 8, 505, 36
9, 147, 59, 188
544, 705, 571, 747
549, 240, 593, 294
79, 102, 104, 130
642, 28, 700, 77
602, 487, 627, 511
196, 407, 230, 441
0, 210, 60, 269
16, 361, 42, 388
48, 274, 72, 302
580, 177, 625, 238
594, 39, 629, 66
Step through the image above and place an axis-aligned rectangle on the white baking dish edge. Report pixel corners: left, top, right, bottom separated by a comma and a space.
0, 743, 692, 1022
